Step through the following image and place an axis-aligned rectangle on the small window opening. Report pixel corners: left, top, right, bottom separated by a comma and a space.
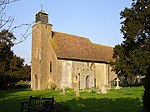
50, 61, 52, 73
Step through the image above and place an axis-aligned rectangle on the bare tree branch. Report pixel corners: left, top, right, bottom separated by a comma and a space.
0, 0, 19, 29
12, 21, 35, 45
0, 0, 35, 46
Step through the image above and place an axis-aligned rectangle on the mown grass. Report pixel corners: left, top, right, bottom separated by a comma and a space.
0, 86, 144, 112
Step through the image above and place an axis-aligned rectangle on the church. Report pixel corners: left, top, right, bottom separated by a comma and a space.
31, 10, 116, 90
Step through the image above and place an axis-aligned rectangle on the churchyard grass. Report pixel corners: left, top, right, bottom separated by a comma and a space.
0, 86, 143, 112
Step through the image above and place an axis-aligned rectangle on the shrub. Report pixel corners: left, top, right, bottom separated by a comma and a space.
15, 80, 30, 88
48, 81, 57, 90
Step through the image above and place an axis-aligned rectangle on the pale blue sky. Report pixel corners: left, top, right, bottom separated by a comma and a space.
5, 0, 132, 64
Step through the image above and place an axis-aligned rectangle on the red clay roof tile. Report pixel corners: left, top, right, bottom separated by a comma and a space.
50, 31, 113, 63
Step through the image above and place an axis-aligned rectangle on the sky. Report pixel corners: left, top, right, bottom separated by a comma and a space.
4, 0, 132, 65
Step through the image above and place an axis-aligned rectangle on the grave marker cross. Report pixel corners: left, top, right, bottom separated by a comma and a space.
115, 78, 120, 89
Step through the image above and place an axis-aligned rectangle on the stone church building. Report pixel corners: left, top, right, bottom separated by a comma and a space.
31, 10, 116, 90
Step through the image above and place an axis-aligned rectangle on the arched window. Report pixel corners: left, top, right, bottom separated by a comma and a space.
75, 75, 78, 81
35, 74, 38, 90
50, 61, 52, 73
86, 75, 89, 88
78, 73, 80, 89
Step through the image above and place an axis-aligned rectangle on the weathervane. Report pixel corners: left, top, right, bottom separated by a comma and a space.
40, 4, 43, 12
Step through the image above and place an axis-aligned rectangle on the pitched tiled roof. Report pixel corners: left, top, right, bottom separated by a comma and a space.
50, 31, 113, 63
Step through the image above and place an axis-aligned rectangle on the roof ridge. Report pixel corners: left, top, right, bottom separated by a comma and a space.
93, 43, 113, 48
53, 30, 91, 41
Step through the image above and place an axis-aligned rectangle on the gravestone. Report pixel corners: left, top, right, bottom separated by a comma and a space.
115, 78, 120, 89
61, 80, 66, 95
61, 85, 66, 95
74, 78, 80, 97
101, 85, 107, 94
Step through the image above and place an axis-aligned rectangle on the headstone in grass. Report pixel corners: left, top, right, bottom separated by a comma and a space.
96, 89, 101, 94
74, 78, 80, 97
101, 85, 107, 94
61, 85, 66, 95
115, 78, 120, 90
61, 79, 66, 95
75, 89, 80, 97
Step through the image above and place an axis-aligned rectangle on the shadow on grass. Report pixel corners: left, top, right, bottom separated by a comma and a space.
0, 88, 30, 99
60, 97, 142, 112
0, 96, 143, 112
0, 88, 143, 112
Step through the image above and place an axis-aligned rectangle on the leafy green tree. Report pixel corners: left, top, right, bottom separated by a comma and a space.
111, 0, 150, 111
112, 0, 150, 81
0, 29, 15, 87
0, 1, 32, 87
0, 29, 31, 87
8, 55, 31, 82
20, 64, 31, 81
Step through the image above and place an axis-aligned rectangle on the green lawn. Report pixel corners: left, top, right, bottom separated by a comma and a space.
0, 86, 144, 112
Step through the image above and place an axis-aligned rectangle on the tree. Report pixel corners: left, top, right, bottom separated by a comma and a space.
112, 0, 150, 80
0, 29, 31, 88
0, 29, 15, 86
0, 1, 32, 88
9, 55, 31, 81
111, 0, 150, 111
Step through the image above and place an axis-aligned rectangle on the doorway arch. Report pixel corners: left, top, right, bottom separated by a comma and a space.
86, 75, 89, 88
35, 74, 38, 90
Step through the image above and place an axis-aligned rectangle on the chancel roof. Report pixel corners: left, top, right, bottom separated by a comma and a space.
50, 31, 113, 63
